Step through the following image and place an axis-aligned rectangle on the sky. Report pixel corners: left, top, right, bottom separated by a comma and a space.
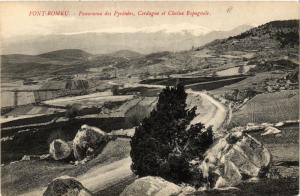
0, 1, 299, 39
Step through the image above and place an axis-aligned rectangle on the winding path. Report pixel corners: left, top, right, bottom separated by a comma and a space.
186, 89, 227, 131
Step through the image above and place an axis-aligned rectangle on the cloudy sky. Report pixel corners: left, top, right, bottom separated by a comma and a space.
0, 1, 299, 40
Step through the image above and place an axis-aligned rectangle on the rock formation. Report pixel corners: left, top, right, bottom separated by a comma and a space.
261, 126, 281, 136
121, 176, 181, 196
73, 124, 110, 160
43, 176, 92, 196
49, 139, 73, 160
198, 131, 271, 188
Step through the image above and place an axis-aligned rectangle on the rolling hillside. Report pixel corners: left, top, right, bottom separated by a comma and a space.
123, 19, 299, 77
1, 49, 140, 80
1, 20, 299, 81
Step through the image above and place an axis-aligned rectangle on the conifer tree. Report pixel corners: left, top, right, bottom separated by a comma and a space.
130, 83, 213, 184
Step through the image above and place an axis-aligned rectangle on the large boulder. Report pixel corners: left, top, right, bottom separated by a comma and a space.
120, 176, 182, 196
49, 139, 73, 160
73, 124, 110, 160
199, 131, 271, 188
43, 176, 92, 196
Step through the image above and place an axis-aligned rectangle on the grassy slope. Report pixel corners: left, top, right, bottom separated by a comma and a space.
250, 124, 299, 176
194, 178, 299, 196
1, 138, 131, 196
229, 89, 299, 127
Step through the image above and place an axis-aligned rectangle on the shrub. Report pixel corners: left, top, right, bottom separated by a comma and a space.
65, 104, 80, 119
126, 105, 150, 127
130, 84, 213, 185
111, 85, 119, 95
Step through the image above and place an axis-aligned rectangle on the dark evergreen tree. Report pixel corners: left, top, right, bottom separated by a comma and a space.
130, 84, 214, 185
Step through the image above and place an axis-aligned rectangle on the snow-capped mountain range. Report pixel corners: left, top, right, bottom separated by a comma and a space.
63, 23, 213, 36
2, 24, 253, 55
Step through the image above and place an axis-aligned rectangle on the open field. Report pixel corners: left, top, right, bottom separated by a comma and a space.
1, 91, 36, 108
43, 92, 132, 107
187, 76, 247, 91
3, 105, 64, 117
141, 75, 247, 87
211, 72, 287, 96
229, 90, 299, 127
140, 76, 248, 93
118, 86, 162, 97
216, 65, 256, 76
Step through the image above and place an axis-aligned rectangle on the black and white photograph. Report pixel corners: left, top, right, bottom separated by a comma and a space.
0, 1, 299, 195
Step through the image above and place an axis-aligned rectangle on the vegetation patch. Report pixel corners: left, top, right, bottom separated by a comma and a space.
118, 86, 161, 97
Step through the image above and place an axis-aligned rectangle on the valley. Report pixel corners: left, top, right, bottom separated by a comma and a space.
0, 19, 299, 196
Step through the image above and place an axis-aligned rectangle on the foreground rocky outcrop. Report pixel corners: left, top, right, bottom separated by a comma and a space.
43, 176, 92, 196
123, 131, 271, 195
49, 139, 73, 160
48, 124, 116, 162
199, 131, 271, 188
73, 124, 112, 160
121, 176, 195, 196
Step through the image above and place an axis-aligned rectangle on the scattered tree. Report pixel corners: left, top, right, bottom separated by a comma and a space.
238, 65, 245, 74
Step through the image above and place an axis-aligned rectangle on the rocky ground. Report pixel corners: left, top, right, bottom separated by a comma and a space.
1, 137, 131, 196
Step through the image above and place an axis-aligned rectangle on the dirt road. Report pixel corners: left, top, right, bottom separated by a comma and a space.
79, 157, 132, 193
